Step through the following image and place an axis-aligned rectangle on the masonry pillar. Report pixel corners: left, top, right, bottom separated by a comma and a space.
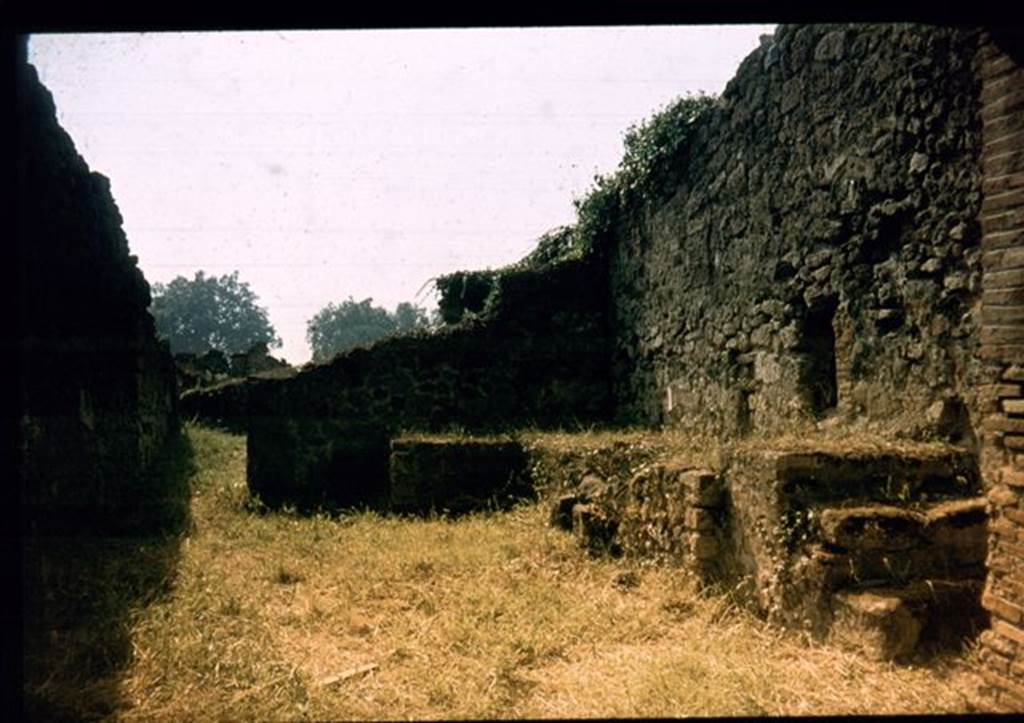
976, 28, 1024, 711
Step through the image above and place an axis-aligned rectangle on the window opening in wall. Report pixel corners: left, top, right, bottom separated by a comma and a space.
800, 299, 839, 417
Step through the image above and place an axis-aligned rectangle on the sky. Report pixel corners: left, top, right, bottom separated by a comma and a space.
28, 26, 775, 364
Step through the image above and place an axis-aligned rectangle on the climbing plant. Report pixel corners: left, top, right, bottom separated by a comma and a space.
435, 92, 717, 317
558, 92, 716, 262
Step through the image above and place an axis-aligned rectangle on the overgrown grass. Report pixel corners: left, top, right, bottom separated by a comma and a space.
88, 424, 988, 719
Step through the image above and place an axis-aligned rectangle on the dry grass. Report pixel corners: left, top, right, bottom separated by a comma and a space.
28, 424, 989, 720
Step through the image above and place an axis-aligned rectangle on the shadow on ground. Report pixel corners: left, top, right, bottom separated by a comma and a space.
21, 430, 196, 721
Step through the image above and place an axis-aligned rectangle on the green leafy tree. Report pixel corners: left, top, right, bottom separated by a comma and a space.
151, 271, 281, 355
393, 302, 430, 333
306, 297, 430, 363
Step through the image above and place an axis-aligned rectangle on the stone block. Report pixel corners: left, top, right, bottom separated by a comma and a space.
993, 619, 1024, 647
678, 469, 724, 508
990, 485, 1021, 509
980, 383, 1022, 402
772, 449, 979, 506
389, 437, 531, 515
832, 578, 985, 660
1005, 399, 1024, 415
984, 170, 1024, 197
1005, 435, 1024, 451
1001, 466, 1024, 488
818, 506, 925, 551
984, 415, 1024, 434
980, 646, 1012, 674
831, 590, 923, 661
572, 503, 620, 556
983, 267, 1024, 290
689, 532, 720, 561
550, 494, 579, 531
983, 589, 1024, 625
981, 627, 1018, 658
982, 185, 1024, 214
1003, 366, 1024, 383
923, 498, 989, 558
685, 506, 717, 532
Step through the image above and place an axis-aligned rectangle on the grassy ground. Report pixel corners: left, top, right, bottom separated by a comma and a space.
27, 424, 988, 720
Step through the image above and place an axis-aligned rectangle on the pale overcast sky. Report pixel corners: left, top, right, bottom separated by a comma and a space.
28, 26, 775, 364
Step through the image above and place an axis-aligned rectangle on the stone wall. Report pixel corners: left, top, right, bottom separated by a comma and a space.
536, 431, 987, 660
15, 43, 181, 535
247, 257, 611, 509
234, 21, 1023, 695
976, 29, 1024, 711
608, 24, 984, 440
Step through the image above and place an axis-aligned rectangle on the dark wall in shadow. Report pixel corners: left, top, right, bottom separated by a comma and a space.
15, 36, 181, 536
14, 33, 191, 720
21, 430, 194, 721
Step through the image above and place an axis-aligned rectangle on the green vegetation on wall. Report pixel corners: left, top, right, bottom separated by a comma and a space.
574, 93, 716, 259
436, 93, 715, 322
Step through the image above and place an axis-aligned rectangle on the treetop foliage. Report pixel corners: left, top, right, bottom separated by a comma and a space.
306, 297, 431, 363
151, 270, 281, 356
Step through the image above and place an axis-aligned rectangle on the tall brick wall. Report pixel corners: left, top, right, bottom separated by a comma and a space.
976, 30, 1024, 711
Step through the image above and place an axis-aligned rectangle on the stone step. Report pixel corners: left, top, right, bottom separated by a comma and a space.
830, 578, 987, 661
808, 497, 988, 590
816, 496, 987, 555
571, 502, 620, 556
768, 446, 981, 506
729, 443, 986, 638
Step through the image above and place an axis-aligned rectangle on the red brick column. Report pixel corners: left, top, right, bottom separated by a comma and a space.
977, 30, 1024, 712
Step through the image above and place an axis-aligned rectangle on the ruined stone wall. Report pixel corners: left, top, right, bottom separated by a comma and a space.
609, 24, 984, 440
976, 29, 1024, 711
15, 44, 181, 535
247, 258, 611, 509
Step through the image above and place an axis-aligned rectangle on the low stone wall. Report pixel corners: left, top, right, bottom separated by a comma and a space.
15, 43, 181, 535
179, 366, 295, 433
552, 462, 727, 581
390, 436, 533, 514
247, 257, 611, 509
179, 378, 250, 432
534, 431, 988, 661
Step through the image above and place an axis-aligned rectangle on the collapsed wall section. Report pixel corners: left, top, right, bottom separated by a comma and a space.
609, 24, 984, 439
15, 44, 181, 535
247, 258, 611, 509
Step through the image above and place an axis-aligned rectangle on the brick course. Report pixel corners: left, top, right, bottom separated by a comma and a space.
978, 30, 1024, 711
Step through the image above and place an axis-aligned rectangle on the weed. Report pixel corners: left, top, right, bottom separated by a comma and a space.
272, 565, 304, 585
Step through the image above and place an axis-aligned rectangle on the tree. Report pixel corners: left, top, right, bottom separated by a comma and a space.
306, 297, 431, 363
393, 302, 430, 333
151, 270, 281, 355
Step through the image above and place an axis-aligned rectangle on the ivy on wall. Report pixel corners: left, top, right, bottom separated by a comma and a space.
436, 93, 716, 324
